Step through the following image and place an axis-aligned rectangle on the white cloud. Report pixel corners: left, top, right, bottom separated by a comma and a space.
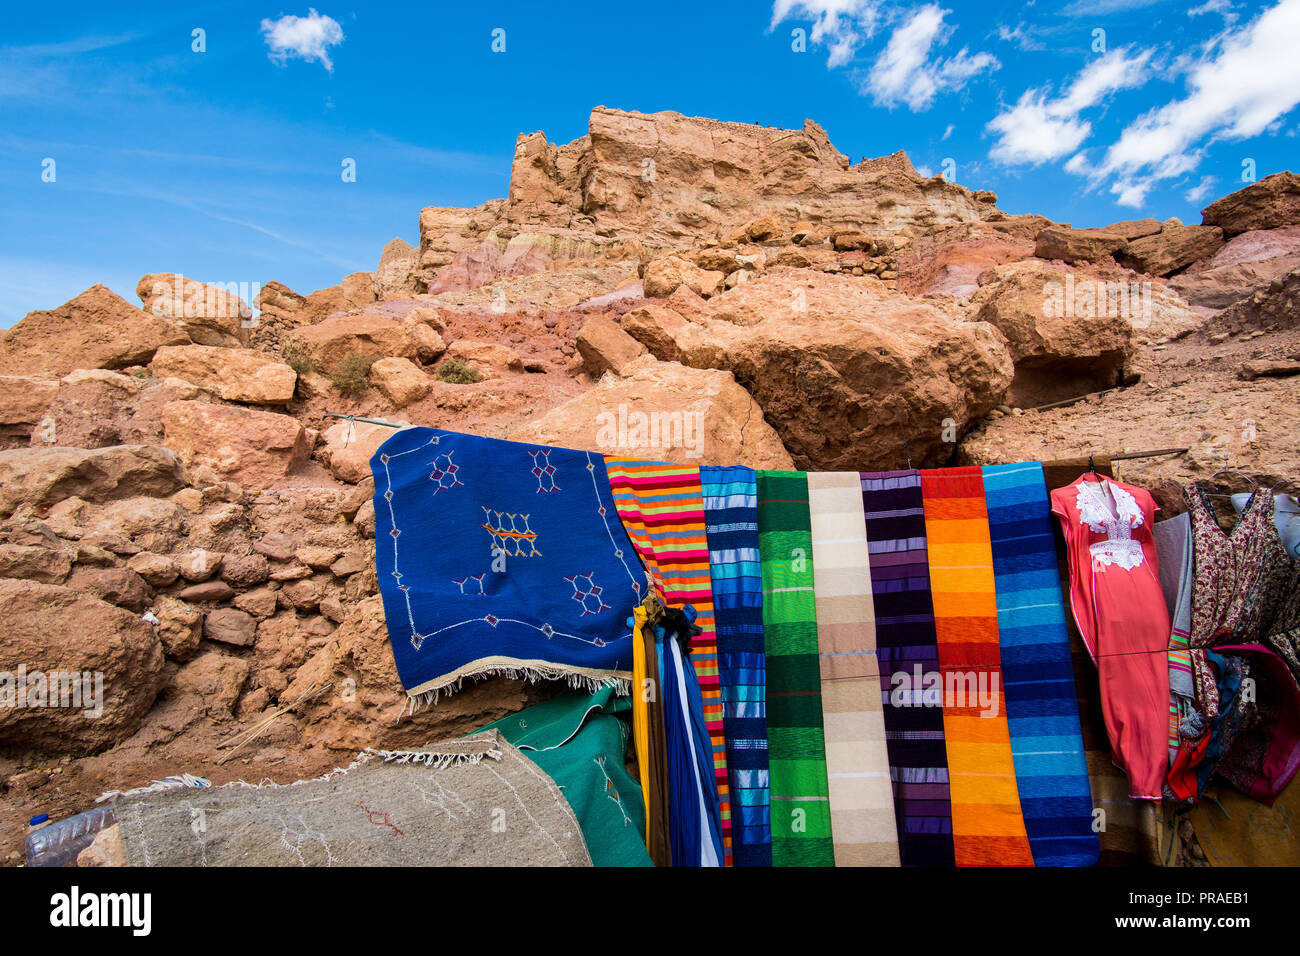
864, 4, 999, 110
995, 22, 1045, 51
1184, 175, 1217, 202
1096, 0, 1300, 192
1060, 0, 1167, 15
1188, 0, 1238, 20
1111, 179, 1154, 208
941, 123, 954, 140
770, 0, 881, 67
986, 47, 1152, 165
260, 9, 344, 72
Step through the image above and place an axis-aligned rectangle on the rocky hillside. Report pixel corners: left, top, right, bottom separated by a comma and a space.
1, 107, 1297, 863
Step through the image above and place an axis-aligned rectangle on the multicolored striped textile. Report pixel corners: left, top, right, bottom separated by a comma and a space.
807, 473, 900, 866
919, 467, 1034, 867
756, 470, 835, 866
860, 470, 956, 867
603, 458, 732, 864
699, 465, 771, 867
982, 463, 1099, 867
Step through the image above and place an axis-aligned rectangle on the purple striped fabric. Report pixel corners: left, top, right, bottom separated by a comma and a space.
860, 470, 956, 867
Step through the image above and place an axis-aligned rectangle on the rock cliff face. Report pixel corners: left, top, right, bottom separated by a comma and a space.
1, 107, 1298, 866
415, 107, 1004, 293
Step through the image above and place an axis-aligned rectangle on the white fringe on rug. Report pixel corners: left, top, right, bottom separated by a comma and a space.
404, 666, 629, 717
96, 773, 211, 803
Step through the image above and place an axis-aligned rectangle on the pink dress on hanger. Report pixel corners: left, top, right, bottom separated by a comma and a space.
1052, 475, 1170, 801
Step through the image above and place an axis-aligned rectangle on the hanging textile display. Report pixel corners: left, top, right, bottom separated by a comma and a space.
860, 469, 955, 867
920, 466, 1033, 867
982, 462, 1098, 867
1050, 473, 1170, 802
369, 427, 642, 704
603, 458, 732, 864
807, 473, 900, 866
756, 470, 836, 866
699, 465, 772, 867
361, 423, 1298, 869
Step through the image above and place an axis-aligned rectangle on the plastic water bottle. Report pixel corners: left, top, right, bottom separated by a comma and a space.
25, 806, 116, 867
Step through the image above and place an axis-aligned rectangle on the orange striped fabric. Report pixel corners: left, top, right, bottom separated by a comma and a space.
920, 467, 1033, 867
604, 457, 732, 865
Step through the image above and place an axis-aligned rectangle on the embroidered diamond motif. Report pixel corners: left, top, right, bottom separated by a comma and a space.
564, 572, 611, 617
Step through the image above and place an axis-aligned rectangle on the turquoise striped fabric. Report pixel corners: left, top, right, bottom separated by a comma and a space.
982, 462, 1099, 867
700, 465, 771, 867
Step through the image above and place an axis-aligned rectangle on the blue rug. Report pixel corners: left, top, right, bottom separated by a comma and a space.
370, 427, 644, 704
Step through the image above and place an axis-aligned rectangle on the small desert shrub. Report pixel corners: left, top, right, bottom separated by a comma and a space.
282, 344, 313, 377
435, 358, 483, 384
329, 352, 379, 395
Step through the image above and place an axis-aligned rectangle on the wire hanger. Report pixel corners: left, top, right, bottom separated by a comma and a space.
1197, 469, 1260, 501
1208, 468, 1258, 490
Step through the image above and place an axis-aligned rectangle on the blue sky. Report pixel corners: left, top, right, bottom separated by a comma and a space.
2, 0, 1298, 325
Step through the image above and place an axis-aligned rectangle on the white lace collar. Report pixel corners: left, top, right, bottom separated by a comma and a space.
1075, 479, 1144, 533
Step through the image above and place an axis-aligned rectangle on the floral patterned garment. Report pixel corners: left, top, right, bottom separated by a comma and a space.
1265, 562, 1300, 684
1184, 485, 1291, 718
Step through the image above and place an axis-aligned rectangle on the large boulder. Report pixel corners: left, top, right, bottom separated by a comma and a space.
0, 579, 164, 753
340, 272, 377, 308
0, 285, 188, 377
149, 345, 297, 405
575, 314, 647, 377
1033, 227, 1128, 264
1103, 218, 1163, 241
374, 237, 422, 299
620, 303, 689, 361
897, 228, 1036, 297
1201, 172, 1300, 236
510, 355, 793, 468
367, 357, 430, 408
136, 273, 250, 347
668, 272, 1014, 469
642, 254, 725, 298
441, 340, 524, 375
320, 419, 405, 484
253, 280, 306, 321
0, 445, 187, 518
284, 314, 444, 375
1169, 226, 1300, 310
0, 375, 59, 430
1117, 224, 1224, 277
27, 371, 204, 451
970, 261, 1135, 406
161, 401, 311, 490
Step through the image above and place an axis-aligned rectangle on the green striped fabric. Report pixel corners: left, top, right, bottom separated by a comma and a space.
756, 470, 835, 866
